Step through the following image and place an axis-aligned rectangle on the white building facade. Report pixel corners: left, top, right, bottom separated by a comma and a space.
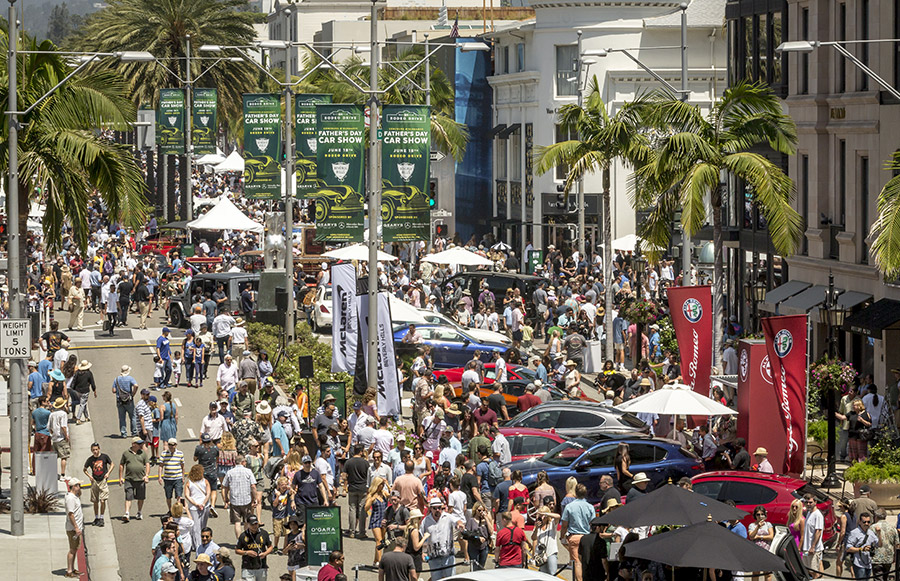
486, 0, 727, 257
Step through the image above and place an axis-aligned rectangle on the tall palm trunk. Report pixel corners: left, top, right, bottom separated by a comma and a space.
603, 168, 614, 363
712, 185, 724, 370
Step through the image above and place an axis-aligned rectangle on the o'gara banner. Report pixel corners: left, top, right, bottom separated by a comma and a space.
666, 286, 713, 397
156, 88, 185, 155
357, 293, 401, 417
761, 314, 808, 475
315, 104, 365, 241
192, 88, 217, 155
295, 94, 332, 196
305, 506, 342, 567
381, 105, 431, 242
242, 94, 282, 199
330, 263, 359, 373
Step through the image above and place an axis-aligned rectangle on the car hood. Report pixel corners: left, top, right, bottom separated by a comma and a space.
464, 328, 512, 345
504, 458, 559, 476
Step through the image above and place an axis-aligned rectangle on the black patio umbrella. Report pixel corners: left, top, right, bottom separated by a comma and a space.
624, 521, 788, 572
597, 484, 747, 527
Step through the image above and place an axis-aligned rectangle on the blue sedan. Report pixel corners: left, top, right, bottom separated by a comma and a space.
392, 324, 508, 368
506, 437, 704, 505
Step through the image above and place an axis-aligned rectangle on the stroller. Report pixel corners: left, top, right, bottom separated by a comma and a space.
261, 455, 285, 510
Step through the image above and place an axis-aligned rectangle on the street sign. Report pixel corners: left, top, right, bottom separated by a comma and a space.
432, 208, 452, 218
0, 319, 31, 359
430, 150, 445, 162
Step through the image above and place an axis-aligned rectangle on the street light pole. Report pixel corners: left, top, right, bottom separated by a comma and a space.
575, 30, 585, 260
284, 9, 296, 342
185, 34, 193, 226
680, 2, 691, 280
367, 0, 380, 384
820, 271, 841, 488
7, 0, 25, 537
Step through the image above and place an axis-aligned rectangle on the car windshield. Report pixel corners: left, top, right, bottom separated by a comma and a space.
619, 412, 649, 428
514, 366, 537, 380
540, 440, 590, 467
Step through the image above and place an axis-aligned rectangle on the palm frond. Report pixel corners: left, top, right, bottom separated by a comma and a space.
868, 153, 900, 277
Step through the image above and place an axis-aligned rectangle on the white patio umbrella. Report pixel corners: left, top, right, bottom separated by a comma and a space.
422, 246, 494, 267
491, 241, 511, 252
322, 243, 398, 262
615, 383, 737, 416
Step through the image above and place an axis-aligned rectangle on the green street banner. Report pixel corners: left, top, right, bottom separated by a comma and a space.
156, 88, 185, 155
306, 506, 343, 567
319, 381, 346, 418
192, 88, 218, 155
242, 94, 282, 199
295, 94, 332, 197
381, 105, 431, 242
315, 104, 365, 241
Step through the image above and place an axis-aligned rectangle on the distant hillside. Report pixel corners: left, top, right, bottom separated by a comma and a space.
18, 0, 102, 42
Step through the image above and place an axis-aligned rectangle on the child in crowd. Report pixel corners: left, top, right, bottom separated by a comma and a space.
171, 350, 183, 387
522, 322, 534, 350
152, 355, 164, 390
285, 515, 306, 580
270, 476, 294, 553
149, 395, 161, 462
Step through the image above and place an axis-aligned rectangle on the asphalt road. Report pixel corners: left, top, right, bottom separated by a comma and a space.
70, 308, 573, 581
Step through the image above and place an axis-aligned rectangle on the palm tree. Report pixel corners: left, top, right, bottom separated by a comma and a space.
633, 80, 802, 365
0, 29, 148, 251
869, 153, 900, 277
70, 0, 261, 134
534, 76, 650, 362
298, 47, 468, 161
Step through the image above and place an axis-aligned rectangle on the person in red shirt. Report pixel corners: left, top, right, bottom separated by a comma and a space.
473, 399, 497, 428
317, 550, 344, 581
516, 383, 542, 413
496, 511, 531, 568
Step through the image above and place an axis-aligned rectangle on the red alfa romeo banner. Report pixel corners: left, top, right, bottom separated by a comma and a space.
761, 314, 808, 474
666, 286, 713, 397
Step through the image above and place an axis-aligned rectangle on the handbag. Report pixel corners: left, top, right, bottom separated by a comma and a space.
859, 427, 875, 441
532, 543, 548, 567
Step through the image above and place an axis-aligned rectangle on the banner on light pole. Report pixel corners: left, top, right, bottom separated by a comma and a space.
242, 93, 282, 199
314, 104, 365, 241
295, 94, 332, 197
192, 88, 218, 155
357, 293, 401, 417
330, 263, 359, 373
666, 286, 713, 398
381, 105, 431, 242
156, 88, 185, 155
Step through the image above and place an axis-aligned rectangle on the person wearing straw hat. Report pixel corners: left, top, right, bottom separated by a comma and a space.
626, 473, 651, 503
113, 364, 139, 438
71, 359, 96, 424
49, 396, 71, 479
753, 447, 774, 473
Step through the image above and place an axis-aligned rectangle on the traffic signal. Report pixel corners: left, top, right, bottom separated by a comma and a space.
436, 223, 448, 237
429, 179, 437, 208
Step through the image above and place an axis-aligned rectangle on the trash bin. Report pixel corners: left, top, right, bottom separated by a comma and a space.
181, 244, 195, 257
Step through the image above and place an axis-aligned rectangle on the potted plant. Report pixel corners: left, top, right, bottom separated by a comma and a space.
843, 440, 900, 508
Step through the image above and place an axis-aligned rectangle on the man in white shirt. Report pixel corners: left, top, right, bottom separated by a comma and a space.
315, 444, 335, 502
493, 349, 508, 383
802, 494, 825, 577
754, 447, 774, 473
53, 341, 70, 371
371, 416, 395, 455
200, 402, 229, 442
64, 477, 84, 578
489, 426, 511, 464
49, 397, 70, 477
461, 362, 480, 391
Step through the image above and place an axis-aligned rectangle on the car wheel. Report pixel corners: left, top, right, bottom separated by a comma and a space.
169, 306, 185, 328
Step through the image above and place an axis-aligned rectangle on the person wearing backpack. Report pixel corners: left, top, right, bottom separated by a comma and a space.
496, 511, 531, 568
476, 447, 502, 512
113, 365, 139, 438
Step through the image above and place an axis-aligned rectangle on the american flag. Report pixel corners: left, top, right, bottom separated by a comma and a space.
449, 12, 459, 38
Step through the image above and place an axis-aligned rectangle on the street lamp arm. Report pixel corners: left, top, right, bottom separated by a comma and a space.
152, 59, 186, 85
384, 61, 426, 92
297, 42, 370, 93
20, 54, 103, 116
618, 50, 684, 99
828, 42, 900, 102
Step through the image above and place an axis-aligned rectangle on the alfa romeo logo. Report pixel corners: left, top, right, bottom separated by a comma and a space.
255, 138, 270, 152
200, 116, 210, 126
332, 162, 350, 182
682, 298, 703, 323
761, 355, 774, 385
739, 348, 749, 382
774, 329, 793, 358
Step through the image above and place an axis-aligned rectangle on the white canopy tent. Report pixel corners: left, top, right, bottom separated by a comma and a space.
322, 243, 398, 262
388, 294, 428, 325
196, 148, 226, 165
615, 383, 737, 416
422, 246, 494, 267
214, 150, 245, 173
604, 234, 665, 253
187, 197, 263, 233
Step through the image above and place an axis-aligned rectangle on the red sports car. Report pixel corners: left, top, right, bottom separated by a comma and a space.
434, 363, 537, 385
691, 471, 837, 544
499, 427, 569, 463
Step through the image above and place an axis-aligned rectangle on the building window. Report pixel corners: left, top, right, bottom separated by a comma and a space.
861, 155, 870, 263
860, 0, 870, 91
511, 134, 522, 180
743, 16, 753, 81
771, 12, 783, 85
556, 45, 578, 97
728, 19, 738, 86
800, 8, 809, 94
502, 46, 510, 74
497, 140, 507, 179
801, 154, 809, 255
838, 3, 847, 93
516, 43, 525, 72
839, 139, 847, 225
757, 14, 768, 82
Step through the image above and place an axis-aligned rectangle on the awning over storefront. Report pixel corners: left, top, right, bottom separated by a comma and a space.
488, 123, 507, 138
843, 298, 900, 338
779, 285, 841, 316
838, 291, 873, 311
498, 123, 521, 139
759, 280, 812, 313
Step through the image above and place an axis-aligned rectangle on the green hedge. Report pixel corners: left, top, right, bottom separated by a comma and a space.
248, 321, 353, 411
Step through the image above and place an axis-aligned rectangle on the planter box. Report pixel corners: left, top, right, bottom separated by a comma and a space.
850, 482, 900, 509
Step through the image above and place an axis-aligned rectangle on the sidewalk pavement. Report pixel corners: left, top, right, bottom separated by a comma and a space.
0, 398, 122, 580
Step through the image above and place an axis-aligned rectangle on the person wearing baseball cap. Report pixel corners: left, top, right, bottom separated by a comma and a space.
236, 513, 273, 576
119, 436, 150, 522
156, 326, 173, 388
158, 437, 185, 511
64, 477, 84, 578
420, 496, 462, 578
